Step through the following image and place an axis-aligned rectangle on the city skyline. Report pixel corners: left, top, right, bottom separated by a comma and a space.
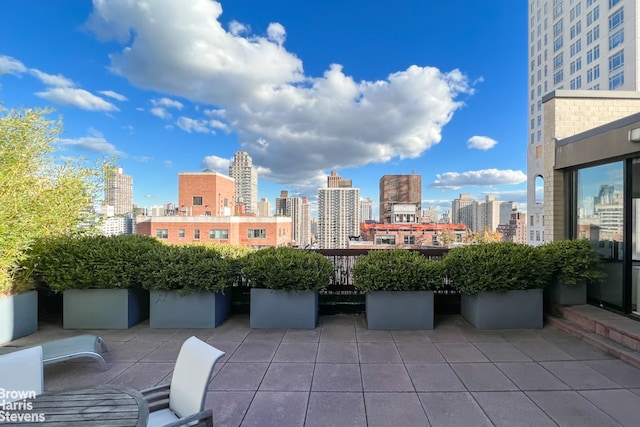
0, 0, 528, 217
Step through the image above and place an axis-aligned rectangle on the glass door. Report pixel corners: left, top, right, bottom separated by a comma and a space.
631, 159, 640, 315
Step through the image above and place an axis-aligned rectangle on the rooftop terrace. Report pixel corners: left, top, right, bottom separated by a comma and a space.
7, 311, 640, 426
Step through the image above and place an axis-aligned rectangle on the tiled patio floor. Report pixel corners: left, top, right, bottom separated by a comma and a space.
7, 313, 640, 426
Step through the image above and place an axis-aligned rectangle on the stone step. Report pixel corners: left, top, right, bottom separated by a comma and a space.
560, 305, 640, 352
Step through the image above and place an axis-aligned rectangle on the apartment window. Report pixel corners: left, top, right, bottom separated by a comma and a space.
609, 28, 624, 49
376, 235, 396, 245
554, 36, 563, 52
531, 119, 535, 130
570, 22, 582, 39
609, 0, 620, 9
529, 215, 534, 227
178, 229, 185, 238
570, 76, 582, 89
554, 70, 564, 84
553, 19, 563, 37
537, 85, 542, 96
535, 145, 543, 159
530, 230, 535, 240
570, 39, 582, 57
609, 8, 623, 30
536, 231, 541, 241
530, 133, 535, 144
537, 129, 542, 142
587, 0, 595, 6
554, 2, 563, 19
587, 6, 600, 26
531, 60, 535, 71
193, 196, 203, 206
570, 58, 582, 74
609, 50, 624, 71
570, 3, 582, 22
404, 235, 415, 245
609, 70, 624, 89
156, 229, 168, 239
554, 53, 563, 69
538, 100, 542, 111
586, 25, 599, 45
194, 229, 200, 239
586, 45, 600, 63
537, 115, 542, 127
248, 229, 266, 238
209, 229, 229, 239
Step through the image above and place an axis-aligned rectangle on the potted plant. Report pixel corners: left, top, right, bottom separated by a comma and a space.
443, 242, 550, 329
32, 234, 159, 329
539, 239, 605, 305
242, 247, 333, 329
141, 244, 235, 328
353, 249, 442, 329
0, 266, 38, 345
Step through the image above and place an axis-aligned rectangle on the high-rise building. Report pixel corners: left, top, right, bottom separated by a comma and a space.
257, 198, 272, 217
275, 190, 310, 247
499, 201, 518, 226
451, 193, 477, 231
497, 211, 528, 244
379, 173, 422, 223
104, 167, 133, 215
318, 172, 360, 248
476, 195, 503, 233
360, 198, 373, 223
327, 170, 352, 188
527, 0, 638, 245
229, 150, 258, 214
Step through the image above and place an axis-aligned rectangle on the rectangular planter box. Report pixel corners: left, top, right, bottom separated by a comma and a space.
544, 280, 587, 306
149, 290, 230, 328
461, 289, 543, 329
0, 291, 38, 344
250, 289, 318, 329
63, 289, 149, 329
366, 291, 434, 330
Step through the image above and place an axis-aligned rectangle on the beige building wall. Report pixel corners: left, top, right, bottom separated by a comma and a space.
542, 91, 640, 242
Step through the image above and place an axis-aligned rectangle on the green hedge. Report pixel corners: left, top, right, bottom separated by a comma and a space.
241, 247, 333, 291
443, 242, 550, 294
538, 239, 605, 286
353, 249, 443, 292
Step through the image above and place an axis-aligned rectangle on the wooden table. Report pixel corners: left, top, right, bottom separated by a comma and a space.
2, 385, 148, 426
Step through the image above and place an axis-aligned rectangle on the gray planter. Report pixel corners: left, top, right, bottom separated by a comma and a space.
250, 288, 318, 329
544, 280, 587, 305
461, 289, 543, 329
63, 288, 149, 329
366, 291, 434, 330
0, 291, 38, 344
149, 290, 230, 328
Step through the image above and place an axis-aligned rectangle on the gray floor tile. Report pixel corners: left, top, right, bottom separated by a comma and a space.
542, 333, 615, 360
241, 391, 308, 427
138, 340, 182, 362
259, 362, 314, 391
209, 362, 268, 391
107, 361, 174, 390
357, 342, 402, 363
320, 325, 356, 342
580, 389, 640, 427
405, 363, 466, 392
585, 359, 640, 388
496, 362, 570, 390
472, 391, 556, 426
282, 328, 321, 342
462, 329, 507, 343
510, 338, 575, 361
312, 363, 362, 391
361, 364, 413, 391
451, 363, 518, 391
102, 341, 161, 362
473, 341, 532, 362
202, 341, 241, 363
435, 342, 489, 362
316, 342, 358, 363
527, 390, 623, 427
205, 391, 254, 427
419, 392, 492, 427
365, 392, 429, 427
354, 328, 393, 342
396, 342, 445, 363
273, 341, 318, 362
45, 362, 133, 391
244, 328, 286, 341
228, 341, 278, 362
541, 361, 624, 390
390, 329, 431, 343
306, 392, 367, 427
427, 326, 468, 342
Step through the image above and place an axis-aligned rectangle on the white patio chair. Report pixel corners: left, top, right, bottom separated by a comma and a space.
0, 346, 43, 405
141, 337, 224, 427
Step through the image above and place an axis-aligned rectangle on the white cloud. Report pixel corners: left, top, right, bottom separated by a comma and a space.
150, 107, 172, 119
202, 155, 230, 173
0, 55, 27, 74
228, 20, 249, 36
176, 116, 212, 133
29, 69, 75, 87
151, 97, 183, 109
431, 169, 526, 189
467, 135, 497, 150
99, 90, 128, 101
58, 129, 121, 155
86, 0, 473, 186
36, 87, 119, 111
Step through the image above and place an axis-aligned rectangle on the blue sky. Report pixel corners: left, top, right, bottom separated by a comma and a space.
0, 0, 527, 218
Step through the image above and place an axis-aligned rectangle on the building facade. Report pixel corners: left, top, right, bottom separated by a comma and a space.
318, 187, 360, 249
327, 170, 352, 188
379, 174, 422, 224
527, 0, 639, 246
257, 198, 272, 217
104, 167, 133, 215
451, 193, 477, 231
275, 190, 311, 247
178, 170, 235, 217
229, 150, 258, 214
356, 222, 467, 248
497, 211, 528, 244
360, 198, 373, 223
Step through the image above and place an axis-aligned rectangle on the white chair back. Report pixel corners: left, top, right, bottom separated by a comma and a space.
0, 346, 44, 404
168, 337, 224, 418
